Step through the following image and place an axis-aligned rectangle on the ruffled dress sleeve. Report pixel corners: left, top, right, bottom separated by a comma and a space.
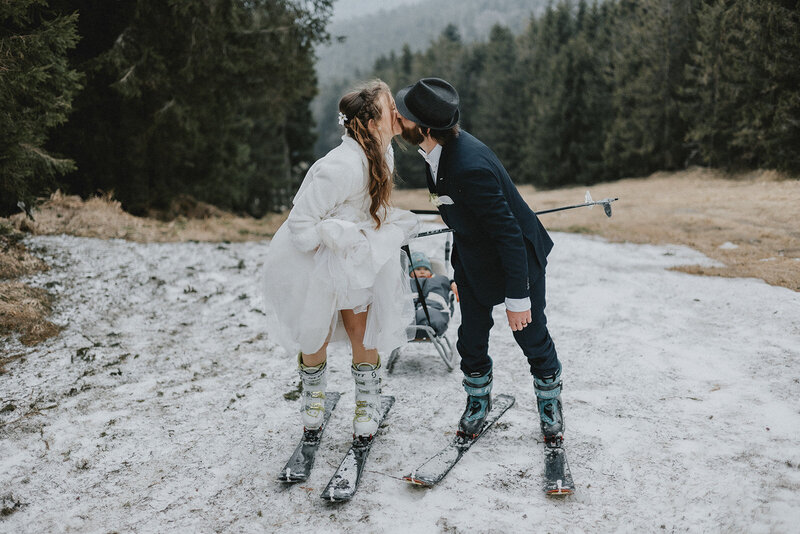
286, 155, 362, 253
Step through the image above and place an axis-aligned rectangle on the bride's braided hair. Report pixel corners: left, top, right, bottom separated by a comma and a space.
339, 80, 393, 228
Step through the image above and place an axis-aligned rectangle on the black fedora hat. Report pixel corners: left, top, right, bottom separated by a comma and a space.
395, 77, 460, 130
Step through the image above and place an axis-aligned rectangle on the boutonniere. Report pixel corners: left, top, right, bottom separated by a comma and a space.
429, 193, 454, 207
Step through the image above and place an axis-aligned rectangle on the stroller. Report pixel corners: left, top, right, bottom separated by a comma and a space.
387, 227, 457, 373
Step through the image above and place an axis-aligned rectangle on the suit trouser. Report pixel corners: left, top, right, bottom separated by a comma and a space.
456, 272, 560, 379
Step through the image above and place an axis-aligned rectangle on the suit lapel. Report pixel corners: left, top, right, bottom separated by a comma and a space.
437, 142, 453, 195
425, 164, 436, 194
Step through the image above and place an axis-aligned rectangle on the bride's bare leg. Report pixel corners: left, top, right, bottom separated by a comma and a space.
301, 343, 328, 367
341, 309, 379, 365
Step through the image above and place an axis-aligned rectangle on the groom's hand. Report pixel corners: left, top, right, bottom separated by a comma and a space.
507, 309, 532, 331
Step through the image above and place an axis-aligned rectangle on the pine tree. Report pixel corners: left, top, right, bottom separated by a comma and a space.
603, 0, 699, 178
0, 0, 81, 216
761, 1, 800, 173
471, 25, 524, 179
47, 0, 332, 216
517, 1, 576, 186
400, 44, 414, 84
576, 1, 615, 183
684, 0, 800, 172
418, 24, 465, 81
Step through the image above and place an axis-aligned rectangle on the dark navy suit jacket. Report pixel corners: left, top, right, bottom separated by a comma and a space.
430, 130, 554, 307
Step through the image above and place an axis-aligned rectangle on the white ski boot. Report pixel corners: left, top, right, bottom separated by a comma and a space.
298, 353, 327, 432
351, 357, 382, 440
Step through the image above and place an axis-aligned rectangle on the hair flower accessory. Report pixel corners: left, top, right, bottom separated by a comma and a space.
337, 111, 348, 126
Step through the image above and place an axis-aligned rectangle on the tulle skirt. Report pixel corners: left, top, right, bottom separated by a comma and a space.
262, 211, 417, 356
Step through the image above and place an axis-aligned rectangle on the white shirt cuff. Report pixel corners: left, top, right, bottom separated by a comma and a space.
505, 297, 531, 313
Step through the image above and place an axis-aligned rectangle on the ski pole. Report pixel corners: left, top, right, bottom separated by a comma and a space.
411, 192, 618, 239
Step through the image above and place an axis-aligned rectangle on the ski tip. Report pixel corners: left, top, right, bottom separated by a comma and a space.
403, 475, 433, 487
320, 494, 352, 503
546, 488, 574, 497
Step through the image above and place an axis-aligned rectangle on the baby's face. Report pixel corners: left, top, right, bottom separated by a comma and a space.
413, 267, 432, 278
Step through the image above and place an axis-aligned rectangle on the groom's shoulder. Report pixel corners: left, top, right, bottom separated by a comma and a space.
446, 130, 490, 164
452, 130, 485, 151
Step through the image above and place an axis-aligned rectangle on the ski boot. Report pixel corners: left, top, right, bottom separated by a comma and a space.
351, 357, 382, 441
534, 368, 564, 447
298, 353, 327, 434
457, 370, 493, 440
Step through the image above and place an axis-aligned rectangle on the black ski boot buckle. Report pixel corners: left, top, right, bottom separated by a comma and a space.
544, 432, 563, 448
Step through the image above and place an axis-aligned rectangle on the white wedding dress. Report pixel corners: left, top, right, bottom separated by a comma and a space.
262, 135, 420, 356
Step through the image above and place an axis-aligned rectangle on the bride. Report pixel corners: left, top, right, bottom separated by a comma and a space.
262, 79, 418, 440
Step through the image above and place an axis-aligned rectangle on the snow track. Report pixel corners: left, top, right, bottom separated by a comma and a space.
2, 233, 799, 532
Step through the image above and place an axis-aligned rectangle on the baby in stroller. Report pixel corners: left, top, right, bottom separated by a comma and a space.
389, 240, 459, 373
408, 251, 458, 339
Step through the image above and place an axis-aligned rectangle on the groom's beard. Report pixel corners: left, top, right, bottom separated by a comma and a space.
400, 123, 425, 145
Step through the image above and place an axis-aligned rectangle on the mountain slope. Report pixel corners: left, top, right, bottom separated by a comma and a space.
316, 0, 549, 83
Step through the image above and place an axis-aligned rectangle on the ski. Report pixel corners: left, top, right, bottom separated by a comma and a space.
543, 441, 574, 496
403, 393, 515, 487
278, 391, 341, 483
320, 395, 395, 502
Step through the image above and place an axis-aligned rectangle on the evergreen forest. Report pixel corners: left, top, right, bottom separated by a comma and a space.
354, 0, 800, 189
1, 0, 332, 216
2, 0, 798, 217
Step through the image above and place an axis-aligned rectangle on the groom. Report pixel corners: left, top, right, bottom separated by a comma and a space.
395, 77, 565, 445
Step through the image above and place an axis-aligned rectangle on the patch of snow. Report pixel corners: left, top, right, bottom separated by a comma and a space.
718, 241, 738, 250
2, 232, 799, 532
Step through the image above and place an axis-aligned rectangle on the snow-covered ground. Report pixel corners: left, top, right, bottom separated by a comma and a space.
2, 231, 799, 533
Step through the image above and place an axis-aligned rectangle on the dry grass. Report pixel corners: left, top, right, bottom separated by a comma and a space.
0, 223, 59, 349
0, 281, 61, 348
7, 191, 286, 243
0, 225, 48, 280
393, 167, 800, 292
